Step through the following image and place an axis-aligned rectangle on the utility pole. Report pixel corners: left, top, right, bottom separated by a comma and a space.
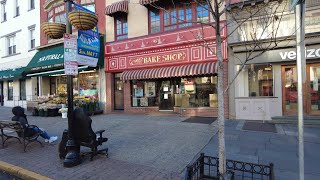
294, 0, 306, 179
63, 0, 81, 167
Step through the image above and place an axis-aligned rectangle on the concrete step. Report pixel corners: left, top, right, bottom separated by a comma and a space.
271, 116, 320, 125
271, 116, 320, 120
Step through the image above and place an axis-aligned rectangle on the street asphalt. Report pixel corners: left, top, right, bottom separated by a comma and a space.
0, 106, 319, 180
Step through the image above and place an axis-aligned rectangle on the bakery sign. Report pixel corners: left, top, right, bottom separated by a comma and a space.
129, 50, 187, 66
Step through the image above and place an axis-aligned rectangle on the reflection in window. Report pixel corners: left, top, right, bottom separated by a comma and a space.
8, 81, 13, 101
248, 64, 273, 97
115, 16, 128, 40
175, 76, 217, 107
20, 80, 26, 100
197, 3, 209, 23
131, 81, 158, 107
150, 9, 160, 34
150, 2, 208, 34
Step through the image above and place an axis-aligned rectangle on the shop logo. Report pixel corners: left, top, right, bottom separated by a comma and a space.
280, 48, 320, 60
38, 54, 64, 63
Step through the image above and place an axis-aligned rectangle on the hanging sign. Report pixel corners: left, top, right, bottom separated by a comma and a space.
64, 33, 78, 75
74, 3, 100, 67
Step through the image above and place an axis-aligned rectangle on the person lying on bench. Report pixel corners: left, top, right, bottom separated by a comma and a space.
11, 106, 58, 143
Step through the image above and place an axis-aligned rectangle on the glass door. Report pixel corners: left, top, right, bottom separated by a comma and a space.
114, 73, 124, 110
159, 80, 173, 110
283, 66, 298, 115
0, 82, 3, 106
308, 65, 320, 115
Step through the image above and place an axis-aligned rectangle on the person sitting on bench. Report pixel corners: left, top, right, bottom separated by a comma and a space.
11, 106, 58, 143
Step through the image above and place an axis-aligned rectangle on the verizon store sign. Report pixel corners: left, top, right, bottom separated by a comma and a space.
280, 48, 320, 60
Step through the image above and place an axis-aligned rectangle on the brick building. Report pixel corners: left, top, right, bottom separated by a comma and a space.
104, 0, 229, 117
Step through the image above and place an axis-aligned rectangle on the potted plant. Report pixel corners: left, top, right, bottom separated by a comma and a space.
68, 10, 98, 30
41, 22, 66, 39
59, 108, 68, 119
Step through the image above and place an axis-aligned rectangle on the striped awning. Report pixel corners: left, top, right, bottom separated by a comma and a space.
120, 62, 217, 81
139, 0, 160, 5
105, 0, 129, 16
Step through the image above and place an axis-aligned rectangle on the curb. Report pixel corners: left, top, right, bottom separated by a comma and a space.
0, 161, 53, 180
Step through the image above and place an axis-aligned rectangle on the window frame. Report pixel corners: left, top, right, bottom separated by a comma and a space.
19, 79, 26, 100
14, 0, 20, 17
148, 2, 210, 34
29, 28, 35, 49
29, 0, 35, 10
1, 2, 6, 22
114, 15, 128, 41
7, 35, 17, 55
7, 81, 13, 101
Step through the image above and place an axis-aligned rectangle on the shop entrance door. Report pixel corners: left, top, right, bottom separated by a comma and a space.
114, 73, 124, 110
282, 66, 299, 115
159, 80, 173, 110
0, 82, 3, 106
307, 64, 320, 115
282, 64, 320, 116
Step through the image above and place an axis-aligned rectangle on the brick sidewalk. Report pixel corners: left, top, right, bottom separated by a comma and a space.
0, 107, 217, 180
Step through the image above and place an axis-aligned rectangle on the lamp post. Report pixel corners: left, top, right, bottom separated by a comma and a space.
292, 0, 306, 179
63, 0, 81, 167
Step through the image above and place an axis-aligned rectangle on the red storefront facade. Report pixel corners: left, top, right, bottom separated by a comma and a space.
105, 23, 228, 117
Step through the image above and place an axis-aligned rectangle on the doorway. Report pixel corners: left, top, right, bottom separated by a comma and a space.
114, 73, 124, 110
0, 82, 3, 106
159, 80, 174, 110
282, 64, 320, 115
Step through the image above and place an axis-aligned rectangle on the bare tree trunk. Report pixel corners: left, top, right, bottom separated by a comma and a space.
213, 0, 226, 176
216, 33, 226, 176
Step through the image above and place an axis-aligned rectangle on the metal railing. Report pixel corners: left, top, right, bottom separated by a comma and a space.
185, 153, 274, 180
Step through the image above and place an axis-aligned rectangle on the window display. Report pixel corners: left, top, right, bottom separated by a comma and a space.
248, 64, 273, 97
131, 80, 158, 107
175, 76, 217, 107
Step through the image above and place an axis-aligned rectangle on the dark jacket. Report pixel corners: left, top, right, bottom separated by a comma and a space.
11, 106, 34, 137
73, 108, 96, 143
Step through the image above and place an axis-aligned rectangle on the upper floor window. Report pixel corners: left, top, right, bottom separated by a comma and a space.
7, 35, 16, 55
1, 2, 6, 22
29, 27, 35, 49
15, 0, 20, 17
81, 0, 95, 12
29, 0, 35, 10
115, 16, 128, 40
149, 2, 210, 34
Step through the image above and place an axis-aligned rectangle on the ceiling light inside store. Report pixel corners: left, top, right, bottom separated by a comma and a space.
80, 70, 96, 74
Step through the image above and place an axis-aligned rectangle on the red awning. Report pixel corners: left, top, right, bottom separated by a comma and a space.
120, 62, 217, 80
105, 1, 129, 16
139, 0, 159, 5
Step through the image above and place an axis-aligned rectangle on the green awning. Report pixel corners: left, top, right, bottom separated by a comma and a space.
25, 45, 64, 74
26, 36, 105, 75
0, 67, 25, 81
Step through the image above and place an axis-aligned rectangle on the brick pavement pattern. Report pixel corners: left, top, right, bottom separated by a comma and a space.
0, 107, 217, 180
1, 107, 320, 180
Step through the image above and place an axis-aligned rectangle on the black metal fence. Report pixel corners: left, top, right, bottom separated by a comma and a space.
185, 153, 274, 180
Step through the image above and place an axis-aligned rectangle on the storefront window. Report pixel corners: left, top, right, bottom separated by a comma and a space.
175, 76, 217, 107
20, 80, 26, 100
55, 71, 99, 99
7, 81, 13, 101
131, 80, 158, 107
248, 64, 273, 97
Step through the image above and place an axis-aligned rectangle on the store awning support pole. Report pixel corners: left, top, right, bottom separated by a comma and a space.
63, 0, 81, 168
295, 1, 306, 180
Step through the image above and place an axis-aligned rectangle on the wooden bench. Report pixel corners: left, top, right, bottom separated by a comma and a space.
0, 120, 43, 152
